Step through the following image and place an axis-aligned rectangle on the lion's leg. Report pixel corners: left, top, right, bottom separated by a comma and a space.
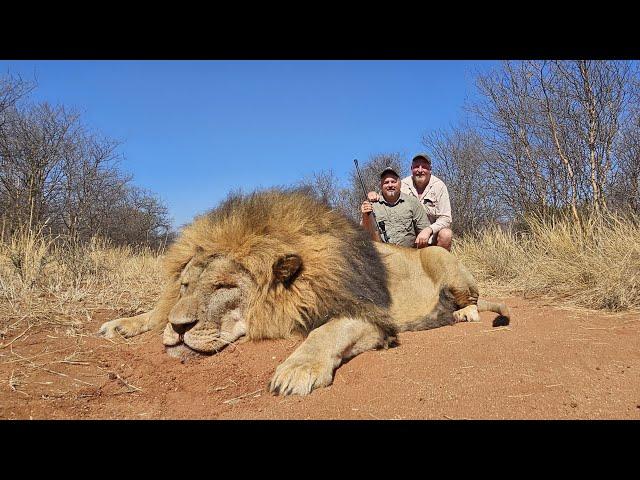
98, 280, 179, 339
446, 271, 480, 323
269, 317, 391, 396
98, 309, 168, 339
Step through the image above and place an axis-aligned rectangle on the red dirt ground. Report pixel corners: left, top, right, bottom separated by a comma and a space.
1, 297, 638, 420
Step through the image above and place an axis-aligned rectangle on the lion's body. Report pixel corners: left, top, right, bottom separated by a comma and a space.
378, 243, 471, 329
99, 188, 509, 395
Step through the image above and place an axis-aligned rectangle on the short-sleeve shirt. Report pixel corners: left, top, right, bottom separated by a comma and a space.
372, 192, 431, 247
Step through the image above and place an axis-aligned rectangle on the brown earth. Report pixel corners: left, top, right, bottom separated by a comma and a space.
1, 297, 639, 420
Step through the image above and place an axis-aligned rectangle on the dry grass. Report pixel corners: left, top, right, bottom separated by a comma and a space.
0, 228, 164, 338
454, 212, 640, 312
0, 229, 165, 401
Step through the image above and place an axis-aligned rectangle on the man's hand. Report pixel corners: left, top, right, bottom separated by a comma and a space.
415, 227, 433, 249
360, 201, 382, 243
367, 191, 379, 202
361, 201, 373, 215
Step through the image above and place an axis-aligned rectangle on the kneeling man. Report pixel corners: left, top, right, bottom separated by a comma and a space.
361, 166, 432, 248
401, 153, 453, 251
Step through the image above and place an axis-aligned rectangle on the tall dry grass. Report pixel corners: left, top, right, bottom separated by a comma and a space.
0, 228, 164, 338
454, 212, 640, 312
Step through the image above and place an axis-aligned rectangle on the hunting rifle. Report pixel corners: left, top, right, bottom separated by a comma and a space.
354, 158, 388, 243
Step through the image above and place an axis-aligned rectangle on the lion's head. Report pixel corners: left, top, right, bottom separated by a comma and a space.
161, 251, 249, 355
161, 247, 307, 357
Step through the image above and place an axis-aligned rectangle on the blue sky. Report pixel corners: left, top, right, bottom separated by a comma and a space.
0, 60, 498, 227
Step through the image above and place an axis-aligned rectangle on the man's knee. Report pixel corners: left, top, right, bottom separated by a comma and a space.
436, 228, 453, 250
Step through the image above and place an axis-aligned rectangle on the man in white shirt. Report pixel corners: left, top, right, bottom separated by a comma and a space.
400, 153, 453, 251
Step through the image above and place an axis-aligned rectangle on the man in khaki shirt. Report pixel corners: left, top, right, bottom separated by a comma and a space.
400, 153, 453, 251
360, 167, 432, 248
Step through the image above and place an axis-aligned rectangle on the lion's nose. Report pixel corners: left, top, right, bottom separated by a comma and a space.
162, 321, 196, 346
168, 313, 197, 325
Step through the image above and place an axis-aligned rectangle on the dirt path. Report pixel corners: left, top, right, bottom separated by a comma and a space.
1, 297, 638, 420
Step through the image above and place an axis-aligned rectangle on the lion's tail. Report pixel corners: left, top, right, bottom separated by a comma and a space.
478, 299, 511, 327
401, 286, 459, 332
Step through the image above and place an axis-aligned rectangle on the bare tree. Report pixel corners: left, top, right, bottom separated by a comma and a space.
0, 102, 81, 231
56, 130, 124, 241
423, 125, 504, 236
610, 76, 640, 214
0, 79, 173, 248
549, 60, 632, 215
471, 61, 552, 217
0, 72, 35, 122
469, 60, 635, 222
297, 169, 352, 218
104, 186, 172, 248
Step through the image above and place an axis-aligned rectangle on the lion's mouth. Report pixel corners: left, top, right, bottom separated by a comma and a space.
163, 322, 232, 357
164, 341, 234, 358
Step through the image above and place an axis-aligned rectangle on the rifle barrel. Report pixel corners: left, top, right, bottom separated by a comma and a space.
353, 158, 385, 242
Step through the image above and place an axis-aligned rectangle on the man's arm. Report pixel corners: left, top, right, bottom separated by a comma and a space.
429, 184, 452, 235
412, 197, 432, 249
360, 200, 382, 242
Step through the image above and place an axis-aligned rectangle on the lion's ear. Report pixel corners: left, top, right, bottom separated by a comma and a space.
273, 254, 302, 284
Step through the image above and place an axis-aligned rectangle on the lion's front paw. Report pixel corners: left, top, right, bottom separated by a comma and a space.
98, 318, 141, 339
269, 354, 334, 396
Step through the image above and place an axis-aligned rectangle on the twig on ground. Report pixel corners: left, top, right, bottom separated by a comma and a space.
5, 314, 30, 331
54, 360, 91, 366
2, 347, 70, 365
481, 326, 512, 333
9, 349, 95, 386
8, 370, 30, 397
223, 388, 263, 405
210, 379, 237, 392
0, 324, 32, 349
108, 372, 142, 392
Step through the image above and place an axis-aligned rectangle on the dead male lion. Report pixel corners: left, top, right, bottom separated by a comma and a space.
99, 188, 509, 396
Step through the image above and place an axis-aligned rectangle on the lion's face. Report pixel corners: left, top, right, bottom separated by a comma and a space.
162, 253, 254, 356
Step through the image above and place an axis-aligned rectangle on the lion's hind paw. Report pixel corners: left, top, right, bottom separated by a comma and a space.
452, 305, 481, 323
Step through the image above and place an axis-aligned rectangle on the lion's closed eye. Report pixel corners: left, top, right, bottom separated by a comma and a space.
213, 283, 237, 290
